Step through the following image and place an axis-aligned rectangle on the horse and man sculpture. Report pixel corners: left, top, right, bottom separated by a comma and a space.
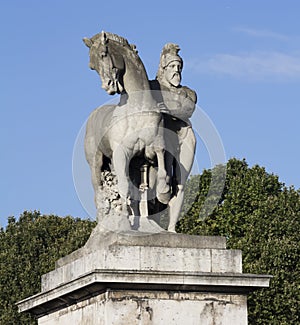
83, 31, 196, 233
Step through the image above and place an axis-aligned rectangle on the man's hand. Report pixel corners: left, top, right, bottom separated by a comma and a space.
157, 102, 170, 114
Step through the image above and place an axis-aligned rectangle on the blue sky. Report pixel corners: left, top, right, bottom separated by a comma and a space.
1, 1, 299, 225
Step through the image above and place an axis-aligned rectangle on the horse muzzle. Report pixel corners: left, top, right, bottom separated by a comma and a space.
102, 79, 118, 95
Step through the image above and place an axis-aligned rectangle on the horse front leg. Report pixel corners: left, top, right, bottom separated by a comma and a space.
145, 127, 171, 205
85, 143, 104, 214
155, 148, 171, 205
112, 145, 132, 213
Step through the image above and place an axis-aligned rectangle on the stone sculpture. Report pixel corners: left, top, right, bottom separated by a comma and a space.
83, 31, 196, 232
17, 32, 270, 325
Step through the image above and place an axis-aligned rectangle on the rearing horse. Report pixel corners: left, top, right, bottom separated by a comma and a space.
83, 31, 170, 218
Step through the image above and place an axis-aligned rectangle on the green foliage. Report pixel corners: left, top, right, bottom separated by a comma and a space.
0, 211, 96, 325
178, 158, 300, 324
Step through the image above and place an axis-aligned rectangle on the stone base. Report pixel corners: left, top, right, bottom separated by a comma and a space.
17, 227, 271, 324
38, 290, 247, 325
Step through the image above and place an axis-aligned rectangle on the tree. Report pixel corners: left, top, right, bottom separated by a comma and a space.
0, 211, 96, 325
178, 158, 300, 325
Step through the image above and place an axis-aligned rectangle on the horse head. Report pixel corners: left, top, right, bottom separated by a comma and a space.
83, 31, 125, 95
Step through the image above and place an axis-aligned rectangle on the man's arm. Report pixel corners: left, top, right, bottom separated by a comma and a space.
166, 86, 196, 121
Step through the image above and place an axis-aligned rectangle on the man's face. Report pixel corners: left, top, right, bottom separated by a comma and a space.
163, 60, 182, 87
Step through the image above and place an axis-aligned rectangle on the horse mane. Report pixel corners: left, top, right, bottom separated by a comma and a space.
90, 31, 130, 48
104, 32, 130, 46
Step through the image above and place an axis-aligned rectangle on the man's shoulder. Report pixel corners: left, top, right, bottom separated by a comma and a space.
181, 86, 197, 104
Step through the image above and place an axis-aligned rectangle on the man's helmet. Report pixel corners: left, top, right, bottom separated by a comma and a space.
157, 43, 183, 80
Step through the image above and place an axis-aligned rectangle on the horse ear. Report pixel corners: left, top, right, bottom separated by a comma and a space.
83, 37, 93, 48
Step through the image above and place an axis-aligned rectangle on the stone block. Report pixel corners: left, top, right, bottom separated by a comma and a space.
38, 291, 248, 325
17, 230, 271, 324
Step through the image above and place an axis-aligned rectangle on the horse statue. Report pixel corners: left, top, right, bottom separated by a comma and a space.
83, 31, 171, 231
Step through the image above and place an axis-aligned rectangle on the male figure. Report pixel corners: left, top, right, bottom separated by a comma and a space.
150, 43, 197, 232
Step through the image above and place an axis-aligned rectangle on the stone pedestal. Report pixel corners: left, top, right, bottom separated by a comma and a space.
17, 227, 271, 324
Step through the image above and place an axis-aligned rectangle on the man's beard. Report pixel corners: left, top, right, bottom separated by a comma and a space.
170, 73, 181, 87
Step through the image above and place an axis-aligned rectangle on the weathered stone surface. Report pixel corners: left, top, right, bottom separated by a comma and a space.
38, 291, 248, 325
56, 228, 227, 266
40, 230, 239, 292
17, 232, 271, 324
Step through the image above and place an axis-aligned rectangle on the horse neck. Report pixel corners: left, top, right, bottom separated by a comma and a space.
122, 49, 155, 109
